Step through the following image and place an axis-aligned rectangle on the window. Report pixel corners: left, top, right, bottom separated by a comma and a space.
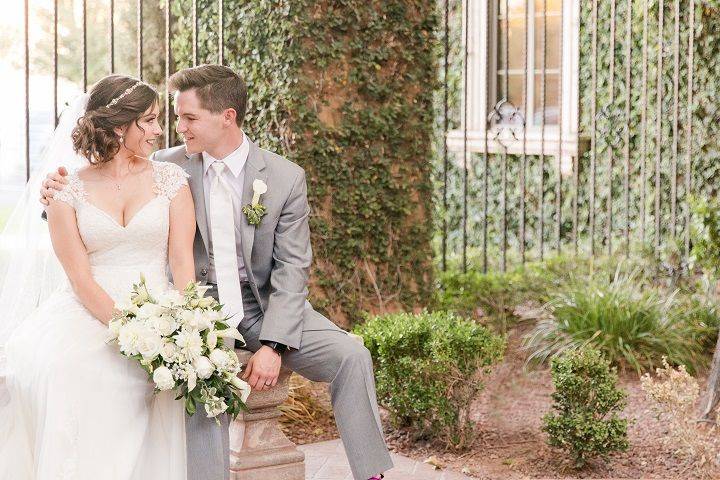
447, 0, 581, 158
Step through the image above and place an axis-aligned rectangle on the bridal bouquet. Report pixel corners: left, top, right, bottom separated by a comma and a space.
107, 275, 251, 420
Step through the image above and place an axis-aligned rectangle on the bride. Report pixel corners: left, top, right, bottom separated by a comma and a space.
0, 74, 194, 479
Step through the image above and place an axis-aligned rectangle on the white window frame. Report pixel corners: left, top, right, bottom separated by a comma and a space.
447, 0, 581, 160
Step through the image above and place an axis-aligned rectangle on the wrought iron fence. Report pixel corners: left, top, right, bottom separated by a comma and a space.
19, 0, 229, 181
439, 0, 704, 273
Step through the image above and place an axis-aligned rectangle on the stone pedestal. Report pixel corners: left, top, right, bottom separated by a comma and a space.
229, 349, 305, 480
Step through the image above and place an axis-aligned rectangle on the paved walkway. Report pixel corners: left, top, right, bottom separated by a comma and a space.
298, 439, 473, 480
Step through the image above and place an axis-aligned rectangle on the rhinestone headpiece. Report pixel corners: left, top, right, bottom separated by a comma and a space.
105, 81, 144, 108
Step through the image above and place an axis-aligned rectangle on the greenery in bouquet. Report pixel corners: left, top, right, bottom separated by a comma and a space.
107, 275, 251, 421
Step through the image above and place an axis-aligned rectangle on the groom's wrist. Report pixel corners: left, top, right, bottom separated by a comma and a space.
260, 340, 287, 355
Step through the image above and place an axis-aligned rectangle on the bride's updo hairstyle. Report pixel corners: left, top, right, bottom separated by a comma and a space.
72, 74, 159, 165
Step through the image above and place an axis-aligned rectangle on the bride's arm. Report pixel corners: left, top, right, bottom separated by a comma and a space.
46, 198, 116, 325
168, 184, 196, 291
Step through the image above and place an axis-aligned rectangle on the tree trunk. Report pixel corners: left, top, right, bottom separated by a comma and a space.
700, 329, 720, 421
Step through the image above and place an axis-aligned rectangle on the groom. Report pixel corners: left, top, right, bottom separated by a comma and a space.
40, 65, 393, 480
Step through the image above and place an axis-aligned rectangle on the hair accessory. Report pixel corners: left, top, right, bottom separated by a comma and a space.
105, 81, 144, 108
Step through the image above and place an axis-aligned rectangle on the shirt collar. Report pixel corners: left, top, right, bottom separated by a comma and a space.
202, 131, 249, 179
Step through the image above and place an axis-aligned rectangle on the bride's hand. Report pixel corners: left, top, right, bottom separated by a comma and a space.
39, 167, 69, 206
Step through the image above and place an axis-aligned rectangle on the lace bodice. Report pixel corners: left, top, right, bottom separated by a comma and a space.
53, 160, 189, 300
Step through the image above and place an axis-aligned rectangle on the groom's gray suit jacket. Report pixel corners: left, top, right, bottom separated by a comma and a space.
153, 139, 340, 351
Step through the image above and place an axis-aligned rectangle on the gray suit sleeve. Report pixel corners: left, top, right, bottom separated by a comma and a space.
258, 169, 312, 350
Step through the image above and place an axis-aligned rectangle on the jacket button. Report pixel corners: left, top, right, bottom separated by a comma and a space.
200, 269, 208, 276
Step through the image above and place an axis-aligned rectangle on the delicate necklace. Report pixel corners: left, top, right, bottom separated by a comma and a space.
95, 157, 146, 191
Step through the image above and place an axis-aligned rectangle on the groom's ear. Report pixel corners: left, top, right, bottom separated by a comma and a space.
222, 108, 238, 126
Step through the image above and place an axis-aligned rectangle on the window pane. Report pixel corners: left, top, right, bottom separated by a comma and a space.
495, 74, 526, 125
535, 0, 562, 14
534, 15, 561, 69
498, 14, 527, 70
533, 73, 559, 125
500, 0, 527, 17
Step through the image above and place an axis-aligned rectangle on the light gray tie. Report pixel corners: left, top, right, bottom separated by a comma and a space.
208, 161, 244, 328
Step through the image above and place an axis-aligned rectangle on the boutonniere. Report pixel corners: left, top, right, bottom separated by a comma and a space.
242, 179, 268, 226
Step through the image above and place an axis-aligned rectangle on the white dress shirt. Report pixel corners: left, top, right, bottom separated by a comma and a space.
202, 131, 249, 284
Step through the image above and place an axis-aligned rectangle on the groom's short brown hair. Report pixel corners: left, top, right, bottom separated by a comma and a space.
169, 64, 247, 127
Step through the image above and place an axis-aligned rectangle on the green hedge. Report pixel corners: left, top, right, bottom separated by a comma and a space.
354, 310, 505, 449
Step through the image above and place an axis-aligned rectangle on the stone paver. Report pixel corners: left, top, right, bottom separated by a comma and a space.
298, 439, 473, 480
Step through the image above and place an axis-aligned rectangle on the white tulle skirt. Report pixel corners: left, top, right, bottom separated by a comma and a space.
0, 266, 186, 480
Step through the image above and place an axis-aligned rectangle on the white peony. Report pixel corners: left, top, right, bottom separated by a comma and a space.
193, 356, 215, 380
117, 322, 147, 356
208, 349, 231, 371
175, 329, 204, 361
153, 366, 175, 391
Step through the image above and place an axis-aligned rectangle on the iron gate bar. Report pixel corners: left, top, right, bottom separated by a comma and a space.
192, 0, 198, 66
219, 0, 224, 64
82, 0, 87, 91
501, 0, 509, 272
654, 0, 664, 250
441, 0, 449, 272
24, 0, 29, 180
53, 0, 58, 126
109, 0, 115, 73
137, 0, 143, 80
520, 0, 530, 264
685, 0, 695, 258
538, 0, 548, 261
482, 0, 490, 273
589, 0, 598, 256
165, 0, 172, 148
670, 0, 680, 238
639, 0, 649, 245
606, 0, 616, 256
555, 0, 564, 256
462, 0, 469, 273
623, 0, 633, 256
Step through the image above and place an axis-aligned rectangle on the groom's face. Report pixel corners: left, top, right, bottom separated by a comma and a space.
174, 89, 225, 155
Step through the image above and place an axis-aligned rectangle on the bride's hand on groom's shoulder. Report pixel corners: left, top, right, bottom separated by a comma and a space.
39, 167, 69, 206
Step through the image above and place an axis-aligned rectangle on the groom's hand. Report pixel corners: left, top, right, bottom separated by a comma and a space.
39, 167, 69, 206
241, 346, 281, 391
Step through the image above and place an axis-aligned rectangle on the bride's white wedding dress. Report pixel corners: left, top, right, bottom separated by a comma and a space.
0, 159, 189, 479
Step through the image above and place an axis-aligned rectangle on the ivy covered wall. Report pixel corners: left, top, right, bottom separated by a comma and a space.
170, 0, 439, 326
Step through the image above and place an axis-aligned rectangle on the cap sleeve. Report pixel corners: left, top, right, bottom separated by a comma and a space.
153, 161, 190, 200
51, 171, 86, 209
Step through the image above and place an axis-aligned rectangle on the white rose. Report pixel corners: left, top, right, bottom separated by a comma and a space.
153, 366, 175, 391
209, 349, 231, 371
179, 310, 198, 329
136, 302, 164, 319
150, 314, 178, 337
160, 340, 179, 363
138, 333, 163, 360
193, 356, 215, 380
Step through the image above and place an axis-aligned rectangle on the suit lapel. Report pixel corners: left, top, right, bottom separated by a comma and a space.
186, 152, 210, 255
241, 140, 267, 284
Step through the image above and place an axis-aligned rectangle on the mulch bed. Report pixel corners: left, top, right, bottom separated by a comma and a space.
279, 328, 718, 479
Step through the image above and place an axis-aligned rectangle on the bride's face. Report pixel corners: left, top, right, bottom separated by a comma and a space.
119, 103, 163, 158
174, 89, 226, 155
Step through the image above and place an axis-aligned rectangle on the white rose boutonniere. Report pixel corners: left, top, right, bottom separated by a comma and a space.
242, 179, 268, 226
